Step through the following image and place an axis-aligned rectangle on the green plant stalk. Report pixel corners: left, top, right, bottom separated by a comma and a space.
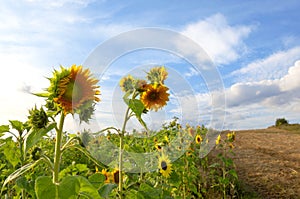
119, 106, 130, 199
53, 111, 65, 186
17, 132, 25, 199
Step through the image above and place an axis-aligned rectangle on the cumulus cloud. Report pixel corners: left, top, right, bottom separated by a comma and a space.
231, 46, 300, 82
224, 60, 300, 107
181, 13, 253, 65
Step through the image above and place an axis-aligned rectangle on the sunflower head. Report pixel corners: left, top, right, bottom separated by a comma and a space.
140, 83, 169, 111
135, 79, 148, 92
195, 134, 202, 144
45, 65, 100, 119
187, 127, 195, 137
119, 75, 135, 93
227, 131, 235, 141
112, 169, 120, 184
147, 66, 168, 85
155, 143, 162, 151
158, 154, 172, 178
101, 169, 112, 183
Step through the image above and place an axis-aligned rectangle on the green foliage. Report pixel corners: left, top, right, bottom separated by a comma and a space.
35, 176, 56, 199
275, 118, 289, 126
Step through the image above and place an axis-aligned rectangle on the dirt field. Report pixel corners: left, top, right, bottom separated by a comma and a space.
231, 127, 300, 199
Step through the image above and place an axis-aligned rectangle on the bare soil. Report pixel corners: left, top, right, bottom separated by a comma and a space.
230, 127, 300, 199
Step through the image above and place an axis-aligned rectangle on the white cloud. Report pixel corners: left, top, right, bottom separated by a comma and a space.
181, 13, 253, 65
231, 46, 300, 82
173, 60, 300, 130
279, 60, 300, 92
0, 51, 48, 124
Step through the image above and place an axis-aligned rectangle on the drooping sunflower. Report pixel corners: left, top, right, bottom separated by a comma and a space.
147, 66, 168, 84
140, 83, 169, 111
48, 65, 100, 115
158, 154, 172, 178
119, 75, 135, 93
187, 127, 195, 137
195, 134, 202, 144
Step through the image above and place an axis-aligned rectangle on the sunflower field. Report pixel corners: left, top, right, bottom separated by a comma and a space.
0, 65, 240, 198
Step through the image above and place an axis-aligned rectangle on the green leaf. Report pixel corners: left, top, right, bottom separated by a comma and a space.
98, 184, 117, 198
76, 176, 102, 199
24, 123, 56, 153
122, 91, 132, 105
9, 120, 24, 133
59, 176, 80, 199
0, 125, 9, 136
168, 171, 181, 187
3, 138, 20, 167
1, 160, 41, 194
35, 176, 56, 199
138, 183, 161, 199
16, 176, 35, 197
59, 176, 102, 199
128, 99, 148, 129
33, 92, 50, 98
228, 169, 238, 179
88, 173, 105, 189
128, 99, 145, 118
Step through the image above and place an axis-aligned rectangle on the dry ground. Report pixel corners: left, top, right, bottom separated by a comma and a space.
230, 127, 300, 198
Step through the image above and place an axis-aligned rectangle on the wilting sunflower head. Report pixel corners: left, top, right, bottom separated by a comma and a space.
187, 127, 195, 137
146, 66, 168, 85
47, 65, 100, 116
119, 75, 135, 93
140, 83, 169, 111
158, 154, 172, 178
135, 79, 148, 92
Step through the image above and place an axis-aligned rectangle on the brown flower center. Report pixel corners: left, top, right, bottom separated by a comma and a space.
149, 91, 158, 100
161, 161, 167, 170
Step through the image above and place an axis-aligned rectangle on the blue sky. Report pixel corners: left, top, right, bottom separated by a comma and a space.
0, 0, 300, 131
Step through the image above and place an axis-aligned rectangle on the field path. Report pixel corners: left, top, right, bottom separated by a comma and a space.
231, 128, 300, 199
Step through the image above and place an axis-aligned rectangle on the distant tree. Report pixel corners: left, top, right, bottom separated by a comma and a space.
275, 118, 289, 127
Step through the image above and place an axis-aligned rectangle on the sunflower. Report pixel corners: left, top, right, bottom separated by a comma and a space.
135, 79, 148, 92
158, 154, 172, 178
48, 65, 100, 114
216, 134, 221, 145
155, 143, 162, 151
140, 83, 169, 111
112, 169, 120, 184
101, 169, 114, 183
195, 134, 202, 144
187, 127, 195, 137
147, 66, 168, 84
119, 75, 135, 93
227, 131, 235, 141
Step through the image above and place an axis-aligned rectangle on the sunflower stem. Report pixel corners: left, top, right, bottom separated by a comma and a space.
53, 111, 65, 196
119, 106, 130, 199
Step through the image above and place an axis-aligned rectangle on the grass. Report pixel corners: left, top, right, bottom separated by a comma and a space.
268, 123, 300, 134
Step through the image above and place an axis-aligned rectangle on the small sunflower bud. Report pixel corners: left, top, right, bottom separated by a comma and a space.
31, 147, 42, 160
28, 106, 49, 129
